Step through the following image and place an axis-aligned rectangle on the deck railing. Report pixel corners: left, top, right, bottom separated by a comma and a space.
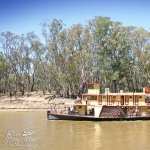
48, 104, 71, 114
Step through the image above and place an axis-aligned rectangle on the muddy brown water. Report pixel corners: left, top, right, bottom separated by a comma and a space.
0, 111, 150, 150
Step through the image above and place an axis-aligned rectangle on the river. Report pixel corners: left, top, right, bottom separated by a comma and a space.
0, 111, 150, 150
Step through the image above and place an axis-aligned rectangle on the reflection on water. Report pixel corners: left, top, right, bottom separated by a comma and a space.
0, 112, 150, 150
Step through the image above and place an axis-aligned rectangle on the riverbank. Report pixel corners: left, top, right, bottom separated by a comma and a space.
0, 92, 75, 111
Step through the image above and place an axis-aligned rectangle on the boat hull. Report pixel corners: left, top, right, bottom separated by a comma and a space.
47, 112, 150, 121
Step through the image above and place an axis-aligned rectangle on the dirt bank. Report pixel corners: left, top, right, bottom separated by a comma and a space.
0, 92, 75, 111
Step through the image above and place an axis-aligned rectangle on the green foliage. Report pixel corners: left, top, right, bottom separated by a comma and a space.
0, 17, 150, 96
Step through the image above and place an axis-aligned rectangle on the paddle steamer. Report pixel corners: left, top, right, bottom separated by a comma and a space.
47, 83, 150, 121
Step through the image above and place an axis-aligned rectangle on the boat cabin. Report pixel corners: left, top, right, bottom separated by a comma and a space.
81, 84, 150, 107
82, 93, 149, 106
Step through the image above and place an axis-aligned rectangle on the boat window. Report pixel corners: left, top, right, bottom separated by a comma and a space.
125, 99, 129, 105
99, 99, 102, 105
135, 100, 139, 105
89, 96, 97, 100
79, 106, 82, 109
145, 96, 150, 103
125, 96, 129, 105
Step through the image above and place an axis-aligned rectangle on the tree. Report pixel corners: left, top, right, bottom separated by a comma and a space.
0, 17, 150, 97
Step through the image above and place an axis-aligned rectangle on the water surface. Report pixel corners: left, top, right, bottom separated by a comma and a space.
0, 111, 150, 150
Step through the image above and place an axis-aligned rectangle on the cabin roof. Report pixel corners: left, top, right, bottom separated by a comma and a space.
82, 92, 150, 96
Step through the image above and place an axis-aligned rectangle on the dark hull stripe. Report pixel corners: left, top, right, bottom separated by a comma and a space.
47, 113, 150, 121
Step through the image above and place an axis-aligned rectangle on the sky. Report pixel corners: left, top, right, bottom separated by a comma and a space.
0, 0, 150, 35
